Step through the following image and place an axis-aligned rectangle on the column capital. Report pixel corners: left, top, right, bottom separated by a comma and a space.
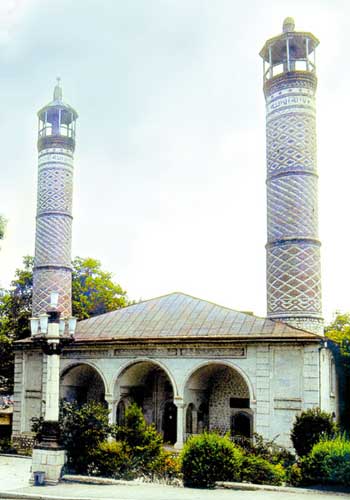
173, 397, 185, 409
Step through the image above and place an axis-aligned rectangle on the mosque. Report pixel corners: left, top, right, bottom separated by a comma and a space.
12, 18, 337, 451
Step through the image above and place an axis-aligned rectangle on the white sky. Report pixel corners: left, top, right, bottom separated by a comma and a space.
0, 0, 348, 323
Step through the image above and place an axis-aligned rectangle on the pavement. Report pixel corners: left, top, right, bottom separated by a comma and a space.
0, 455, 349, 500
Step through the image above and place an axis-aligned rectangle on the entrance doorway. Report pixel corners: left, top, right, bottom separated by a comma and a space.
163, 401, 177, 443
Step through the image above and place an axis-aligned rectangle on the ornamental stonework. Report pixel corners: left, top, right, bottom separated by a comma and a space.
264, 71, 322, 334
32, 89, 77, 318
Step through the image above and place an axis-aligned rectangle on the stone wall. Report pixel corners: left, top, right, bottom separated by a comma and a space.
209, 367, 249, 434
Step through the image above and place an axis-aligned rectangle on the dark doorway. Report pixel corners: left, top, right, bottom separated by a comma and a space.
186, 403, 194, 434
163, 401, 177, 444
116, 400, 126, 425
231, 412, 252, 438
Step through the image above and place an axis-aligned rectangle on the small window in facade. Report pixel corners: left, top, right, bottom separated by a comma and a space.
230, 397, 250, 409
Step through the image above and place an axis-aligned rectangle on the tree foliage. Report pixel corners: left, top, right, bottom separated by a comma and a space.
326, 312, 350, 358
0, 257, 33, 392
72, 257, 127, 320
290, 407, 338, 457
0, 256, 129, 393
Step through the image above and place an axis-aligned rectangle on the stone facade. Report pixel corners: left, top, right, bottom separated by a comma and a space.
13, 339, 337, 449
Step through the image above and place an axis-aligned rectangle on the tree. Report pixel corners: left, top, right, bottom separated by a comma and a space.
0, 256, 33, 392
325, 312, 350, 430
0, 256, 129, 393
326, 312, 350, 358
72, 257, 128, 320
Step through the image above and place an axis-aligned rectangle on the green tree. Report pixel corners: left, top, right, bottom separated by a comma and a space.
326, 312, 350, 358
325, 312, 350, 430
72, 257, 128, 320
0, 256, 129, 393
0, 257, 33, 392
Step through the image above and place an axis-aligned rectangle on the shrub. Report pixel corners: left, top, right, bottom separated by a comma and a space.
240, 455, 285, 486
113, 403, 163, 474
300, 435, 350, 486
290, 408, 337, 457
0, 438, 17, 454
89, 440, 133, 478
148, 450, 182, 482
32, 401, 112, 474
233, 433, 295, 468
181, 432, 243, 488
287, 463, 303, 486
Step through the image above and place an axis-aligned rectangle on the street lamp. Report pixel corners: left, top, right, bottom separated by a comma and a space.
30, 292, 76, 484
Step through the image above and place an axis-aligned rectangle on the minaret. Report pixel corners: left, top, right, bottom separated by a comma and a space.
260, 18, 323, 335
32, 80, 78, 317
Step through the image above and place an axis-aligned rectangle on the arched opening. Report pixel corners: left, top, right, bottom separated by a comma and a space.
60, 364, 105, 406
231, 411, 252, 438
114, 361, 176, 444
184, 363, 252, 437
186, 403, 194, 434
163, 401, 177, 444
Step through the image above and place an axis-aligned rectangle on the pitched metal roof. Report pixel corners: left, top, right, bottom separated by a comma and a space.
75, 292, 321, 341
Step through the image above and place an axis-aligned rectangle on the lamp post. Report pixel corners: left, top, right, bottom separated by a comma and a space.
30, 292, 76, 485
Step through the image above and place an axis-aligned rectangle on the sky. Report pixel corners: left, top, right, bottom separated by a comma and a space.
0, 0, 348, 323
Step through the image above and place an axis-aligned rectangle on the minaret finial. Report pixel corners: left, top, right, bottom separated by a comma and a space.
53, 77, 62, 101
283, 17, 295, 32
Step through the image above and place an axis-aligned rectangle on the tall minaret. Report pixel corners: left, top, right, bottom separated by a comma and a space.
32, 80, 78, 317
260, 18, 323, 335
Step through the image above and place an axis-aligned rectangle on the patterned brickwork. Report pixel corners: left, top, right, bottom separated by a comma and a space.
35, 216, 72, 267
264, 71, 323, 335
267, 173, 318, 240
33, 266, 72, 318
33, 143, 75, 318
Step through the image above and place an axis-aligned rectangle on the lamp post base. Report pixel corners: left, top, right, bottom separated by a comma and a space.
31, 448, 67, 485
31, 421, 66, 484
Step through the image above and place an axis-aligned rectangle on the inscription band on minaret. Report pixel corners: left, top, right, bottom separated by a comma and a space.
32, 80, 78, 318
260, 19, 323, 335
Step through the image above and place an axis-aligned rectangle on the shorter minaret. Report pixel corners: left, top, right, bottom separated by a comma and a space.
260, 19, 323, 334
32, 80, 78, 317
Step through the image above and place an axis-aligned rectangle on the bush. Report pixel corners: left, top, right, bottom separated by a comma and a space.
89, 440, 133, 479
287, 463, 303, 486
32, 401, 112, 474
148, 450, 182, 482
0, 438, 17, 454
233, 433, 295, 468
113, 403, 163, 475
240, 455, 285, 486
300, 435, 350, 486
181, 432, 243, 488
290, 408, 338, 457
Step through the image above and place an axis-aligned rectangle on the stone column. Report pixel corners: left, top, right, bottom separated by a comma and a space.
45, 348, 60, 421
32, 321, 66, 485
174, 399, 185, 449
105, 394, 114, 425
